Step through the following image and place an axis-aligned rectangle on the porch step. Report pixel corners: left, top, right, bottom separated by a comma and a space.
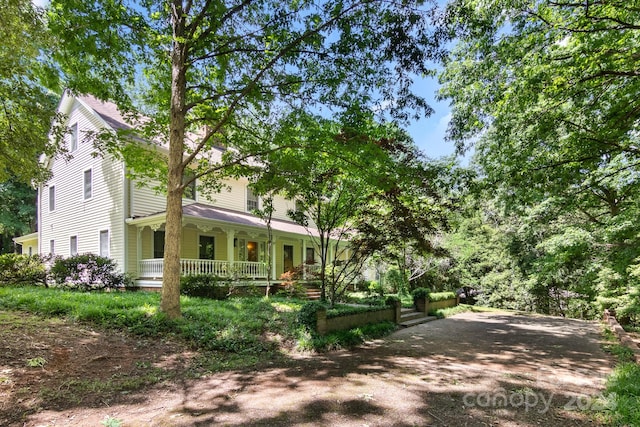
305, 287, 322, 301
399, 309, 438, 328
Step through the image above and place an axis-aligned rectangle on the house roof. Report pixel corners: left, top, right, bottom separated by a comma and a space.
128, 203, 318, 237
74, 93, 227, 162
12, 232, 39, 244
77, 95, 133, 131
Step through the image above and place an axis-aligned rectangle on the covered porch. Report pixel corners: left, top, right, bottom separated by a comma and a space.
126, 203, 326, 285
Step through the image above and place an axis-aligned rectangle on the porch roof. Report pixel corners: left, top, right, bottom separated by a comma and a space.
127, 202, 319, 237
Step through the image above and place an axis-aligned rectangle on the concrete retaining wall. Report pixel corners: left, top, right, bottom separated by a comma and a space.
603, 309, 640, 363
415, 297, 458, 313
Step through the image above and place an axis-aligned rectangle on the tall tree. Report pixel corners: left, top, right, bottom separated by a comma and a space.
51, 0, 446, 318
440, 0, 640, 207
252, 111, 391, 304
438, 1, 640, 319
0, 179, 37, 253
0, 0, 62, 184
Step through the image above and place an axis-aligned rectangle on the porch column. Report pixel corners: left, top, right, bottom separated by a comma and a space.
302, 239, 307, 280
225, 229, 235, 276
136, 227, 143, 276
271, 236, 277, 281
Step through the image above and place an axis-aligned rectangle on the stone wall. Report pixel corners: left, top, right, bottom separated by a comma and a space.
316, 301, 402, 335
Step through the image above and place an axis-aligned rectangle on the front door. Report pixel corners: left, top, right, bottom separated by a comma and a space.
199, 235, 215, 259
283, 245, 294, 273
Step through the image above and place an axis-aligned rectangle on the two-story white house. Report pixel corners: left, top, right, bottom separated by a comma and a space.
15, 92, 339, 289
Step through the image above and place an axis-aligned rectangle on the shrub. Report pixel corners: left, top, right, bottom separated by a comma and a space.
297, 321, 396, 352
427, 291, 457, 302
49, 254, 130, 290
385, 295, 400, 306
326, 304, 388, 319
0, 254, 47, 287
297, 301, 327, 331
277, 270, 308, 298
353, 279, 371, 292
180, 274, 230, 299
386, 268, 408, 294
367, 280, 384, 296
411, 287, 430, 303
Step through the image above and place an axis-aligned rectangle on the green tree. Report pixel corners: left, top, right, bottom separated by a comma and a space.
356, 157, 454, 292
0, 0, 63, 184
0, 179, 36, 253
253, 111, 394, 305
51, 0, 445, 318
438, 1, 640, 319
440, 0, 640, 207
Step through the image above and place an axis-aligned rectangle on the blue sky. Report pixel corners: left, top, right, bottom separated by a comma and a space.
407, 74, 455, 160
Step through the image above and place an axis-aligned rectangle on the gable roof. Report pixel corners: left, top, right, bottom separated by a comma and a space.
77, 95, 133, 131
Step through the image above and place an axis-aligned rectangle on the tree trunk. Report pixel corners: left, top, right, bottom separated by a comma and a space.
161, 1, 188, 319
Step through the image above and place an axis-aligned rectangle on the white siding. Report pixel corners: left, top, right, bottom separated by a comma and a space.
39, 98, 127, 272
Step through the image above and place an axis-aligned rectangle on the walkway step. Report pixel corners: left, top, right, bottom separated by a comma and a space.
400, 312, 427, 322
399, 316, 438, 328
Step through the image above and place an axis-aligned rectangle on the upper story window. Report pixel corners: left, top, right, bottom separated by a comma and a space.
83, 168, 92, 200
69, 123, 78, 152
246, 187, 259, 212
48, 185, 55, 212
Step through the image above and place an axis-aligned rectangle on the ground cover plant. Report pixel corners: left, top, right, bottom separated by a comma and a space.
345, 291, 414, 308
0, 287, 400, 359
596, 326, 640, 426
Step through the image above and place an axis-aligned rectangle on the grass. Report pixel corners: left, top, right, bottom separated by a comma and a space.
597, 325, 640, 426
0, 286, 399, 368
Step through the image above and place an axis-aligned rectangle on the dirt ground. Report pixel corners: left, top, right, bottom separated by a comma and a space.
1, 310, 615, 426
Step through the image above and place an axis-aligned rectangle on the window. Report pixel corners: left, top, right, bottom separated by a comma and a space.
246, 187, 259, 212
153, 230, 165, 258
306, 247, 315, 264
70, 236, 78, 256
69, 123, 78, 152
199, 235, 215, 260
99, 230, 109, 257
28, 247, 33, 256
49, 239, 55, 255
48, 186, 55, 212
83, 169, 92, 200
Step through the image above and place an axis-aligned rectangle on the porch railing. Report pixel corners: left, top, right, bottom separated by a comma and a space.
138, 258, 268, 279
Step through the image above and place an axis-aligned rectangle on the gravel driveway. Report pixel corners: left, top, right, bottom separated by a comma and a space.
29, 311, 613, 426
